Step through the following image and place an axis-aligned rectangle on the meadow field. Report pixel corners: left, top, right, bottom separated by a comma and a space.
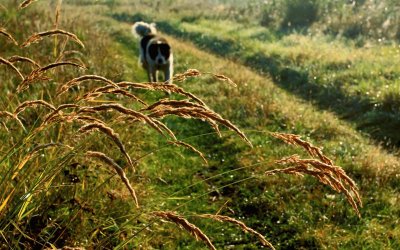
0, 0, 399, 249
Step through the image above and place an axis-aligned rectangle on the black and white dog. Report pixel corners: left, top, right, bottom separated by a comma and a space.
132, 21, 173, 83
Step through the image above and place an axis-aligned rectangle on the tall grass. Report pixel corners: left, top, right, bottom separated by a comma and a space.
0, 1, 362, 248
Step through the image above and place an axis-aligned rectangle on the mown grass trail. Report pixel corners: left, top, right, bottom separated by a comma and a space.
110, 16, 400, 248
114, 13, 400, 149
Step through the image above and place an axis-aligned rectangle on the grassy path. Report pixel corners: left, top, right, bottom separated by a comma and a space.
110, 18, 400, 248
114, 13, 400, 148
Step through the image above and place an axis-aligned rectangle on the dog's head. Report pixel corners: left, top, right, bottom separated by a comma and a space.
148, 38, 171, 65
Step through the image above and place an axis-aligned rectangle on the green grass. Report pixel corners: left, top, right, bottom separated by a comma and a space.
114, 14, 400, 148
1, 1, 400, 249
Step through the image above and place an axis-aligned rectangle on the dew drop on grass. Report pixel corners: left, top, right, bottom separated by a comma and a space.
20, 192, 31, 200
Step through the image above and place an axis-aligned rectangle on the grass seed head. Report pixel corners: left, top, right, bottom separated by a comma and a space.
198, 214, 275, 249
152, 211, 216, 250
117, 81, 207, 106
21, 29, 85, 48
19, 0, 39, 9
14, 100, 56, 117
77, 103, 168, 139
86, 151, 139, 208
78, 122, 134, 170
210, 73, 237, 87
148, 106, 252, 147
0, 57, 25, 81
0, 111, 25, 130
271, 132, 333, 165
168, 140, 208, 164
270, 154, 362, 217
8, 56, 41, 68
57, 75, 119, 96
0, 28, 18, 45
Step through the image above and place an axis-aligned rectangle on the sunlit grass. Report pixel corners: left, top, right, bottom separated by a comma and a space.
1, 0, 400, 249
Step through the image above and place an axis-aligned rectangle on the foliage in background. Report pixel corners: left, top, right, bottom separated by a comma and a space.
103, 0, 400, 42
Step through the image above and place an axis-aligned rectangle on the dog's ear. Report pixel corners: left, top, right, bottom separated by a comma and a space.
150, 22, 157, 34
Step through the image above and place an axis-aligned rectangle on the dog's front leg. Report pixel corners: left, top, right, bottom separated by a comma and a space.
151, 68, 157, 83
164, 64, 173, 84
147, 65, 155, 82
147, 70, 153, 82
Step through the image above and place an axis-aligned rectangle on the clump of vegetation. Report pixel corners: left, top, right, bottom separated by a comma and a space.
0, 1, 364, 249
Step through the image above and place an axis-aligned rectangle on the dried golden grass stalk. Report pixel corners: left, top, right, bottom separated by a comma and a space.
171, 69, 236, 87
54, 0, 62, 28
21, 29, 84, 48
0, 111, 25, 130
62, 57, 86, 68
152, 211, 216, 250
107, 89, 146, 105
38, 113, 105, 135
79, 86, 146, 106
17, 76, 50, 93
73, 115, 104, 124
86, 151, 139, 208
1, 121, 9, 132
0, 28, 18, 45
79, 85, 114, 100
270, 154, 361, 217
0, 57, 25, 80
77, 104, 168, 138
78, 122, 134, 170
171, 69, 201, 82
151, 119, 177, 140
17, 61, 86, 92
38, 61, 86, 73
8, 56, 41, 68
209, 73, 237, 87
42, 104, 80, 124
209, 120, 221, 137
57, 75, 119, 96
271, 132, 333, 165
142, 99, 220, 138
20, 0, 38, 9
141, 99, 206, 112
117, 82, 206, 106
198, 214, 274, 249
55, 103, 80, 111
168, 140, 208, 164
47, 113, 103, 125
1, 111, 17, 119
148, 106, 252, 147
14, 100, 56, 116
